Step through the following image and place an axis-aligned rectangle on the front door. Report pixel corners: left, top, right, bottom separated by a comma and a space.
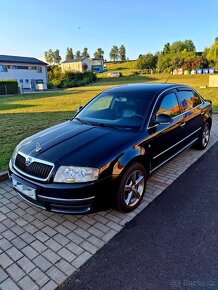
148, 90, 184, 170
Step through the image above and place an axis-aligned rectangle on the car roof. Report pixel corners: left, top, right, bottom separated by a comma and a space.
104, 83, 191, 97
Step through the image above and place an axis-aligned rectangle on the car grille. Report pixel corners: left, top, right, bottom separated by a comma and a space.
15, 153, 53, 180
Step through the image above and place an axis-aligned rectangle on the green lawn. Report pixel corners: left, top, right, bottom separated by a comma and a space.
1, 74, 218, 171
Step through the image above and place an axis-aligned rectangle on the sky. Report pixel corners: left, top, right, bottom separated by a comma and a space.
1, 0, 218, 61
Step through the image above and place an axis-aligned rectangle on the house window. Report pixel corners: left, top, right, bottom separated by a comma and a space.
20, 79, 23, 83
36, 79, 43, 84
25, 79, 29, 83
0, 65, 8, 72
37, 67, 42, 73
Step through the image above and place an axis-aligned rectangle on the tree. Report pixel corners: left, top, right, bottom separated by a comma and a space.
206, 39, 218, 69
66, 48, 74, 60
44, 49, 54, 65
183, 40, 196, 52
119, 45, 126, 61
136, 53, 158, 70
82, 47, 90, 58
109, 45, 119, 62
162, 43, 170, 54
94, 48, 104, 59
53, 49, 62, 65
75, 50, 81, 59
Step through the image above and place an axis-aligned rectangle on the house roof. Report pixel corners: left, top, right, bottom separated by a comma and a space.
0, 55, 47, 65
62, 58, 89, 64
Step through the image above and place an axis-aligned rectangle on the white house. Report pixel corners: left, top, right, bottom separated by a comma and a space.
61, 58, 92, 73
0, 55, 48, 91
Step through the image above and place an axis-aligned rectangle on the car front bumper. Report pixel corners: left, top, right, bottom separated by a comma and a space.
9, 167, 117, 214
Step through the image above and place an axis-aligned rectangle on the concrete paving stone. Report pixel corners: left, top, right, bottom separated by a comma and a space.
23, 224, 38, 234
57, 248, 76, 263
105, 213, 121, 223
31, 240, 47, 253
0, 253, 13, 269
0, 278, 21, 290
0, 206, 11, 214
6, 263, 25, 282
21, 245, 38, 260
6, 246, 23, 261
31, 219, 45, 229
2, 229, 17, 241
43, 218, 59, 228
50, 215, 65, 223
0, 238, 12, 251
53, 233, 70, 246
0, 198, 10, 205
41, 226, 57, 237
18, 276, 39, 290
6, 211, 19, 221
101, 229, 117, 243
14, 207, 26, 216
75, 220, 91, 230
66, 232, 84, 245
17, 201, 29, 210
29, 268, 50, 287
87, 235, 105, 249
33, 255, 52, 272
94, 222, 110, 233
61, 220, 77, 231
2, 219, 16, 228
87, 226, 104, 238
11, 237, 27, 250
42, 249, 61, 264
34, 212, 48, 222
55, 225, 70, 236
55, 259, 76, 276
20, 232, 36, 244
65, 242, 84, 256
33, 231, 50, 243
80, 241, 99, 255
22, 213, 36, 223
81, 215, 96, 225
41, 280, 58, 290
6, 203, 18, 211
17, 256, 35, 273
72, 251, 92, 269
0, 224, 7, 233
74, 227, 91, 239
46, 266, 67, 284
0, 213, 7, 222
45, 238, 62, 252
0, 267, 8, 283
15, 217, 28, 227
106, 221, 123, 232
25, 207, 38, 215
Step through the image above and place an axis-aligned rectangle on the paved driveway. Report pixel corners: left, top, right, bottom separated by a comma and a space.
0, 115, 218, 290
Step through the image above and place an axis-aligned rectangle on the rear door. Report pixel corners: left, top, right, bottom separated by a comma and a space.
148, 90, 184, 170
175, 89, 204, 147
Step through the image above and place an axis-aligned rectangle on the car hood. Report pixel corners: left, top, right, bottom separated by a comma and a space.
18, 120, 137, 167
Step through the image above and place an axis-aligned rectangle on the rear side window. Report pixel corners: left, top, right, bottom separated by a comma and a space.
177, 90, 202, 112
156, 93, 180, 117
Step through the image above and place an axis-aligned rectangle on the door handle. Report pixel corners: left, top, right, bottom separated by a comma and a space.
201, 111, 204, 115
180, 122, 186, 127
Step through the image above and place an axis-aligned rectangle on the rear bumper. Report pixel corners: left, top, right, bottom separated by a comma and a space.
9, 167, 117, 214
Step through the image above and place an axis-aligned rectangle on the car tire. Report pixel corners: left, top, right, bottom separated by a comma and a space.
115, 162, 147, 213
194, 122, 211, 150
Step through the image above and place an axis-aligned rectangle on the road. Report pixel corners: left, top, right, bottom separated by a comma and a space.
60, 142, 218, 290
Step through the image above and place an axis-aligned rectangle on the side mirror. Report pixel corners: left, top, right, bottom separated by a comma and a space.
77, 106, 83, 112
154, 113, 173, 125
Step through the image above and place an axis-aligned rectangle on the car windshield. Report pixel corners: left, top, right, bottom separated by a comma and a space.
74, 91, 152, 130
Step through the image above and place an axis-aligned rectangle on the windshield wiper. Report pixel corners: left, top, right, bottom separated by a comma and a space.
71, 117, 92, 125
92, 122, 132, 130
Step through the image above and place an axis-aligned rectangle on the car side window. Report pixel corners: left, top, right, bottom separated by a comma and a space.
176, 90, 202, 112
156, 93, 180, 118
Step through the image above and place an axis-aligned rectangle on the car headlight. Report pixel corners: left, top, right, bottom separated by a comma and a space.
54, 166, 99, 183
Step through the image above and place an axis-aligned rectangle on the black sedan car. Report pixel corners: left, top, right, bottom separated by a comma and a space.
9, 84, 212, 214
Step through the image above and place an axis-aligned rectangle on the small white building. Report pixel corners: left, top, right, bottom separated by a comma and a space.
0, 55, 48, 91
61, 58, 92, 73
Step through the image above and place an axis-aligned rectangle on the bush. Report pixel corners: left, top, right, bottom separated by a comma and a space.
0, 80, 18, 95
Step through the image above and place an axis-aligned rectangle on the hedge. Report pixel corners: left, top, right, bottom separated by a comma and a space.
0, 80, 18, 95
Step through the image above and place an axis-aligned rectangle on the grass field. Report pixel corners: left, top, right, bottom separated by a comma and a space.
1, 72, 218, 171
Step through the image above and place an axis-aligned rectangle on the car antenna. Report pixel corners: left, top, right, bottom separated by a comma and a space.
164, 73, 171, 83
